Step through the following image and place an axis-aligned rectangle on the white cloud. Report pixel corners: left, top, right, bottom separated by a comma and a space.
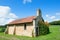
50, 16, 55, 19
0, 6, 18, 25
6, 19, 15, 24
45, 14, 57, 22
23, 0, 32, 4
46, 14, 49, 17
56, 13, 60, 15
53, 19, 60, 21
46, 14, 55, 19
0, 6, 10, 18
45, 14, 60, 22
8, 13, 18, 19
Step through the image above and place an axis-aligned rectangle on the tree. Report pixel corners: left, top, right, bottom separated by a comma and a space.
49, 20, 60, 25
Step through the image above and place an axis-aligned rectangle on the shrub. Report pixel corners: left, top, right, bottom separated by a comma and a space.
0, 25, 6, 32
38, 20, 50, 35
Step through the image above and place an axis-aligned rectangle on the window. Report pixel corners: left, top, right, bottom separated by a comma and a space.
24, 24, 26, 30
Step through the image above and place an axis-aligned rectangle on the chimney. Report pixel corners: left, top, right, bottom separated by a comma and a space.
37, 9, 41, 16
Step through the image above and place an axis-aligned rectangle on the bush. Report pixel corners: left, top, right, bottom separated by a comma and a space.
0, 25, 6, 32
0, 28, 5, 32
38, 20, 50, 35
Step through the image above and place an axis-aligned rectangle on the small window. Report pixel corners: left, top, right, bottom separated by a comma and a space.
24, 24, 26, 30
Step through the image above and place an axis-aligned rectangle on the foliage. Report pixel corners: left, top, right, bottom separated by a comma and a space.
38, 20, 50, 35
45, 21, 50, 27
49, 20, 60, 25
0, 25, 6, 32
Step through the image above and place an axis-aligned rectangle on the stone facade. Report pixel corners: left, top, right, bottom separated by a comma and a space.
8, 22, 34, 37
8, 26, 15, 34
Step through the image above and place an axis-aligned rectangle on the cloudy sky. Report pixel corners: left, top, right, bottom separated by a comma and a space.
0, 0, 60, 25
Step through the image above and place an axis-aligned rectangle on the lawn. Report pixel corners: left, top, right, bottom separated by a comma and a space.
0, 25, 60, 40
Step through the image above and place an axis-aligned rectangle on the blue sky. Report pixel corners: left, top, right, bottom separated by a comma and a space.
0, 0, 60, 25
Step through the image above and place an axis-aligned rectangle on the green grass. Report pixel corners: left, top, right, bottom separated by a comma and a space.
0, 25, 60, 40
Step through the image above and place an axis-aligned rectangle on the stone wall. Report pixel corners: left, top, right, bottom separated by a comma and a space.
8, 22, 33, 37
8, 26, 15, 35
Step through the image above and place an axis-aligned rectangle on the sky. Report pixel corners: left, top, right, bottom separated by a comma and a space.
0, 0, 60, 25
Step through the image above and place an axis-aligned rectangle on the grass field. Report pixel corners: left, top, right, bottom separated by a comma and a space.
0, 25, 60, 40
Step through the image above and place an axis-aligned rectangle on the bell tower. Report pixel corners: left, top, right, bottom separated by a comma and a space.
36, 9, 41, 17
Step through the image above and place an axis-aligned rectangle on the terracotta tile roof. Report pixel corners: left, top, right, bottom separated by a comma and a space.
8, 16, 36, 24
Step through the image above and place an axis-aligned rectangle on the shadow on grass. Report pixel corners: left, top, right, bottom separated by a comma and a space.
36, 32, 51, 37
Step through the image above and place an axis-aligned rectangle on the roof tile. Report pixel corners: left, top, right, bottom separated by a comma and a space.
8, 16, 36, 24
